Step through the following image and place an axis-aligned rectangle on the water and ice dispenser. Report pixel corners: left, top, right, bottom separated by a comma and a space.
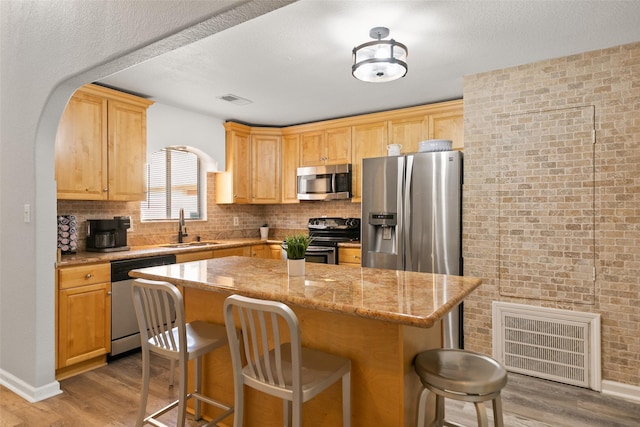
364, 212, 400, 269
368, 212, 397, 253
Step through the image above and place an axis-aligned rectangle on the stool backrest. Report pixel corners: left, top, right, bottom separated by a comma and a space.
224, 294, 302, 396
131, 279, 185, 357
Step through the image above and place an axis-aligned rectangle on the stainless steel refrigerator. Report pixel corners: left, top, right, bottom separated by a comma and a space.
361, 151, 463, 348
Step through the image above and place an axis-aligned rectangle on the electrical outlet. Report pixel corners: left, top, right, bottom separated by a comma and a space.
233, 217, 239, 226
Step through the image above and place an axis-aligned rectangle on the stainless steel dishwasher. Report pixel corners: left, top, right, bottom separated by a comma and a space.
110, 254, 176, 356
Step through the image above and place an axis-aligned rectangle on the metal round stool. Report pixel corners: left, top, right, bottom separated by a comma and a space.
414, 349, 508, 427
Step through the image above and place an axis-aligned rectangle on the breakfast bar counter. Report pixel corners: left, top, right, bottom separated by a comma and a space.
130, 256, 482, 426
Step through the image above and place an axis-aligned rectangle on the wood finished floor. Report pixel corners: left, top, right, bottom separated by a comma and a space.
1, 350, 639, 426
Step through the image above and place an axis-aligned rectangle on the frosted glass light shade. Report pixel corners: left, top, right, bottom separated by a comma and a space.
352, 39, 408, 83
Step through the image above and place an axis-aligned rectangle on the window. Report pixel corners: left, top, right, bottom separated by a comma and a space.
141, 148, 201, 221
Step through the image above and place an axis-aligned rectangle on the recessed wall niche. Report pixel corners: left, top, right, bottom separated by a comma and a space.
497, 106, 595, 304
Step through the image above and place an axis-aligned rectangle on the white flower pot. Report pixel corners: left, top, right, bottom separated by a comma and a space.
260, 227, 269, 240
287, 258, 305, 276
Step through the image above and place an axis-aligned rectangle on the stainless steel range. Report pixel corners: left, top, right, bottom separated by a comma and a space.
305, 217, 360, 264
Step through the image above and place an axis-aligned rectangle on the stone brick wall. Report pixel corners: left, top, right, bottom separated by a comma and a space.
463, 42, 640, 386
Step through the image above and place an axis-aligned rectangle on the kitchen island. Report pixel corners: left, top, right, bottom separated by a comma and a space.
130, 256, 482, 427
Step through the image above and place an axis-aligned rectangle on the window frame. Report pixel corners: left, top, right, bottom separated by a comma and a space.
140, 147, 202, 221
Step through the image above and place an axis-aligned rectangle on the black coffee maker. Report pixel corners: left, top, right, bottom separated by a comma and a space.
86, 216, 131, 252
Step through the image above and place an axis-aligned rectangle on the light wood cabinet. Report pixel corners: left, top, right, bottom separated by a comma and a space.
251, 129, 281, 204
386, 101, 464, 153
56, 263, 111, 379
299, 126, 351, 166
216, 123, 251, 204
217, 123, 281, 204
213, 247, 249, 258
250, 244, 270, 259
175, 250, 213, 263
351, 121, 388, 203
269, 243, 283, 260
338, 247, 361, 267
428, 109, 464, 150
281, 133, 300, 203
217, 100, 462, 205
55, 84, 153, 201
388, 115, 428, 154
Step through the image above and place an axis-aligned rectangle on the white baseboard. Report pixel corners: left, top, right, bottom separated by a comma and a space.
601, 379, 640, 404
0, 369, 62, 403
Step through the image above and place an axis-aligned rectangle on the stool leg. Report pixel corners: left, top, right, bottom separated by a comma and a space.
177, 358, 188, 427
417, 388, 429, 427
342, 371, 351, 427
434, 395, 445, 427
136, 350, 151, 427
169, 359, 175, 387
283, 400, 292, 427
232, 376, 244, 427
194, 356, 202, 420
492, 396, 504, 427
474, 401, 489, 427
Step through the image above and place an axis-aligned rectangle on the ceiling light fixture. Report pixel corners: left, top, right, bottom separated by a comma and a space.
352, 27, 408, 83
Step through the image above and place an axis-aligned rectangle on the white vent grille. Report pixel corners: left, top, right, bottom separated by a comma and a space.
492, 302, 601, 391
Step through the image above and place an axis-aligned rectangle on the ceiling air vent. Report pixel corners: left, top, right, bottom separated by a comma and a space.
217, 94, 252, 106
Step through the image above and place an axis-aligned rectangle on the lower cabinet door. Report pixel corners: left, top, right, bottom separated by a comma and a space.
58, 282, 111, 368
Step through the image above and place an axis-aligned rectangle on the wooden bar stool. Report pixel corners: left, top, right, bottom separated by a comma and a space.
414, 349, 507, 427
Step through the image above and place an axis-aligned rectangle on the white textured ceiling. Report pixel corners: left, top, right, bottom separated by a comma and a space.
99, 0, 640, 127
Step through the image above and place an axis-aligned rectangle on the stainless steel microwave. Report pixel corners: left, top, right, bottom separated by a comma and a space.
297, 164, 352, 201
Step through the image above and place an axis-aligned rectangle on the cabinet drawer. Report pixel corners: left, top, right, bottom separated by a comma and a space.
58, 263, 110, 289
175, 250, 213, 263
213, 247, 249, 258
339, 247, 361, 266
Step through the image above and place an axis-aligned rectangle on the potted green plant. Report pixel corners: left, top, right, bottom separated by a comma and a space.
283, 233, 312, 276
260, 223, 269, 240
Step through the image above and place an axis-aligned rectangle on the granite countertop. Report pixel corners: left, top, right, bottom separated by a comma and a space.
57, 239, 361, 267
56, 238, 282, 267
129, 256, 481, 328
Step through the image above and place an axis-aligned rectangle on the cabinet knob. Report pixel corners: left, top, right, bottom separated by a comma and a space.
85, 273, 93, 279
103, 188, 108, 192
107, 291, 112, 295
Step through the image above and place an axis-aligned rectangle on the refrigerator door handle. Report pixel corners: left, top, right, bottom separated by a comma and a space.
403, 155, 413, 271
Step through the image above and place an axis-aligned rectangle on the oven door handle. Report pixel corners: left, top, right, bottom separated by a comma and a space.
305, 246, 336, 253
307, 246, 335, 253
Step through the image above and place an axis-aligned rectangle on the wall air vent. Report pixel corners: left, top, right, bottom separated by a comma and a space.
492, 302, 601, 391
217, 94, 252, 106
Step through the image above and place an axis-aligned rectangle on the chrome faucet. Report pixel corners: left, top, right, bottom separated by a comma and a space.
178, 208, 188, 243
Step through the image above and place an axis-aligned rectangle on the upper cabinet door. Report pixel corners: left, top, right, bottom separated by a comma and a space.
299, 131, 325, 166
388, 115, 428, 154
351, 121, 388, 203
325, 126, 352, 165
55, 91, 109, 200
107, 100, 148, 201
251, 132, 281, 204
217, 124, 251, 204
428, 109, 464, 150
281, 133, 300, 204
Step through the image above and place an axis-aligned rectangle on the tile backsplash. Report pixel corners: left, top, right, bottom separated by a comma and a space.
57, 173, 361, 250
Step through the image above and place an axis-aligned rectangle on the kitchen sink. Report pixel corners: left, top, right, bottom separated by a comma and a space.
160, 241, 224, 248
